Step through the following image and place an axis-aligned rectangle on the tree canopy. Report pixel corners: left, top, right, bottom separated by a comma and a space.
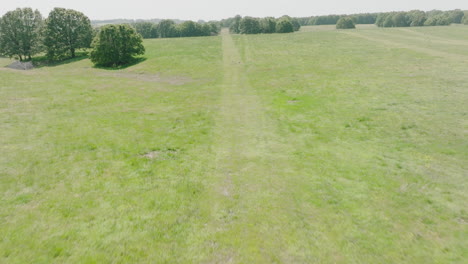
0, 8, 43, 61
43, 8, 93, 60
90, 24, 145, 67
276, 19, 294, 33
133, 22, 158, 38
336, 17, 356, 29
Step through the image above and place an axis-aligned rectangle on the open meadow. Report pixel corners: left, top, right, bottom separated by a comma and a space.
0, 25, 467, 263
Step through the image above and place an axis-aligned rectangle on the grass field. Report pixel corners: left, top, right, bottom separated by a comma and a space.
1, 25, 467, 263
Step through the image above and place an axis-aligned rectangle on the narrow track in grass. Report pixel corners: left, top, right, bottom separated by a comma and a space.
188, 29, 316, 263
342, 31, 468, 61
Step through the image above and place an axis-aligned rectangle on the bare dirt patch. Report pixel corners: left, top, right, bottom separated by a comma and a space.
6, 61, 34, 70
141, 148, 179, 160
97, 72, 193, 85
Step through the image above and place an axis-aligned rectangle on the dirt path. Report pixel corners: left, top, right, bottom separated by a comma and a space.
186, 29, 311, 263
342, 31, 468, 61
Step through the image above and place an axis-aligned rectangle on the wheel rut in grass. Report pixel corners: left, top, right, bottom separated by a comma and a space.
342, 31, 468, 61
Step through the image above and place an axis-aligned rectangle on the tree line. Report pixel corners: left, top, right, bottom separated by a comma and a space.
0, 7, 145, 67
132, 20, 221, 39
375, 9, 465, 27
222, 15, 301, 34
296, 9, 467, 27
0, 8, 221, 66
0, 8, 93, 61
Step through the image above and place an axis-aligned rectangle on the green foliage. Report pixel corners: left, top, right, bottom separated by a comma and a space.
228, 15, 299, 35
157, 20, 179, 38
447, 9, 464, 24
0, 8, 43, 61
463, 12, 468, 25
133, 22, 158, 38
276, 19, 294, 33
376, 9, 460, 28
90, 24, 145, 67
408, 10, 427, 27
336, 17, 355, 29
260, 17, 277, 33
239, 17, 261, 34
43, 8, 93, 60
424, 14, 450, 26
229, 15, 242, 34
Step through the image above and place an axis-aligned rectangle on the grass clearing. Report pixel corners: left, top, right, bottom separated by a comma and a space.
1, 25, 467, 263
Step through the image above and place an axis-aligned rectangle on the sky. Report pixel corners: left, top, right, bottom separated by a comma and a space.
1, 0, 467, 21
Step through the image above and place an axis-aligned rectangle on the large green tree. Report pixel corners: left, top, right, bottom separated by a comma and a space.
0, 8, 43, 61
43, 8, 93, 60
90, 24, 145, 67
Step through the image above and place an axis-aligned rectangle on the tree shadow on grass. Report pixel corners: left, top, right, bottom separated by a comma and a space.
92, 57, 147, 70
32, 51, 89, 68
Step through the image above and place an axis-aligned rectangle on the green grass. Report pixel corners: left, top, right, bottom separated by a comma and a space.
1, 26, 467, 263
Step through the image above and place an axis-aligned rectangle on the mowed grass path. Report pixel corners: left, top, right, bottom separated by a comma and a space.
1, 26, 467, 263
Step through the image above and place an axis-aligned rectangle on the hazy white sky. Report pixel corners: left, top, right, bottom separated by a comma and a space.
1, 0, 467, 21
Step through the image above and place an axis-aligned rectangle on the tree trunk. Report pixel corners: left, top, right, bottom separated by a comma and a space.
71, 47, 75, 58
19, 55, 23, 61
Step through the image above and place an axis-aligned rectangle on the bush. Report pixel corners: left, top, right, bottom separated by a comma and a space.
90, 24, 145, 67
424, 14, 450, 26
239, 17, 261, 34
276, 19, 294, 33
336, 17, 356, 29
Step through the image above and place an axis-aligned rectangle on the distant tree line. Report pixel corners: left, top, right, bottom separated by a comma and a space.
296, 13, 379, 26
295, 9, 466, 28
131, 20, 221, 39
0, 8, 221, 65
375, 9, 465, 27
222, 15, 301, 34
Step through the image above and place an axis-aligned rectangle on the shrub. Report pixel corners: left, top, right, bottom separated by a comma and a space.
276, 19, 294, 33
336, 17, 356, 29
90, 24, 145, 67
239, 17, 261, 34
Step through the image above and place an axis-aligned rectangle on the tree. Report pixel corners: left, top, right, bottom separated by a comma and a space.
43, 8, 92, 60
392, 12, 410, 27
260, 17, 276, 33
0, 8, 43, 61
276, 19, 294, 33
229, 15, 242, 34
90, 24, 145, 67
336, 17, 356, 29
408, 10, 427, 27
424, 14, 450, 26
157, 19, 178, 38
133, 22, 157, 38
178, 21, 199, 37
448, 9, 464, 24
463, 12, 468, 25
208, 22, 221, 35
239, 17, 261, 34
